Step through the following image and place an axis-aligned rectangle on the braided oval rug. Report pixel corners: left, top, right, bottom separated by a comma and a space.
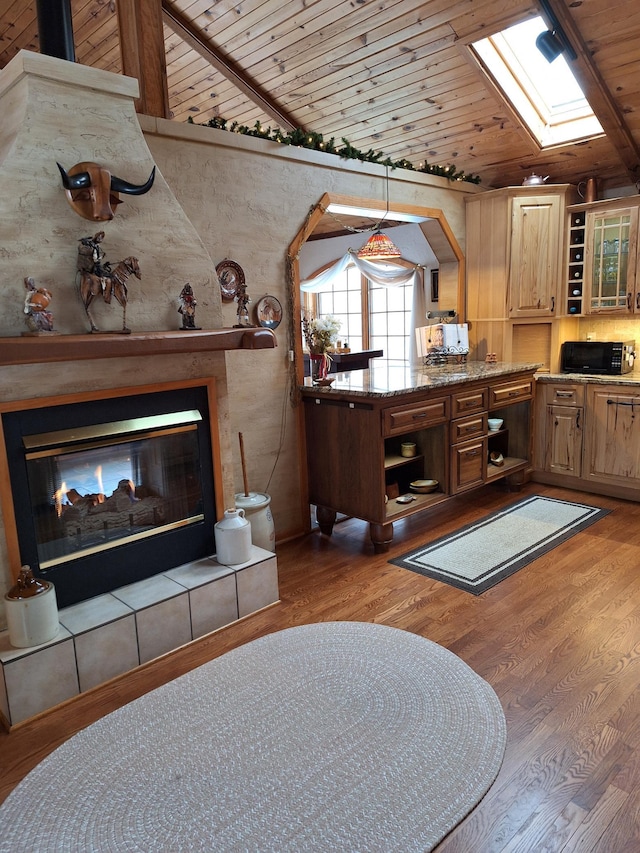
0, 622, 506, 852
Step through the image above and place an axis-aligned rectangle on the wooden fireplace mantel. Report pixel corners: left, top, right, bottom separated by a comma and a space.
0, 327, 277, 366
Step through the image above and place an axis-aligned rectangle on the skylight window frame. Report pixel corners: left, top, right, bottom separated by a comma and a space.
470, 17, 604, 149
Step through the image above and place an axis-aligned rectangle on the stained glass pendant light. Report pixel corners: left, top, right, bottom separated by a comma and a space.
357, 229, 402, 260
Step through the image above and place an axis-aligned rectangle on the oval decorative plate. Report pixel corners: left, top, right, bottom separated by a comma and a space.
216, 259, 245, 302
256, 295, 283, 329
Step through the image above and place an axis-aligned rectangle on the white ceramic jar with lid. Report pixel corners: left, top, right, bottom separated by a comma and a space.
234, 492, 275, 552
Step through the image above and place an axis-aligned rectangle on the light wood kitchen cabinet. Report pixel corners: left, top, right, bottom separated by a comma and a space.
539, 383, 584, 477
466, 186, 572, 320
302, 367, 536, 550
565, 195, 640, 316
545, 405, 583, 477
534, 378, 640, 501
509, 194, 564, 317
584, 385, 640, 486
465, 185, 575, 368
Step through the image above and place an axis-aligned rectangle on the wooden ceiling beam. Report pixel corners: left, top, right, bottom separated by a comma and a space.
117, 0, 170, 118
542, 0, 640, 182
161, 1, 300, 132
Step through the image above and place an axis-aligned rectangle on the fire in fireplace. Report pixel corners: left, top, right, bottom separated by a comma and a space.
1, 381, 219, 608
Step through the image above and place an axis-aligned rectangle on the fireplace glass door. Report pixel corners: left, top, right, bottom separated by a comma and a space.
2, 383, 218, 608
24, 411, 205, 569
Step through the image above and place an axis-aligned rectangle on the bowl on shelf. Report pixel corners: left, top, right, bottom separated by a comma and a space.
409, 479, 439, 494
488, 418, 504, 432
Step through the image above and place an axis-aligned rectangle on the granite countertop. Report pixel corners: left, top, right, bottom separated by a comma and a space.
300, 360, 542, 399
536, 372, 640, 386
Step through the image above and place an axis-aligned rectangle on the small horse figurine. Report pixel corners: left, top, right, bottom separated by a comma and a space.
78, 256, 141, 333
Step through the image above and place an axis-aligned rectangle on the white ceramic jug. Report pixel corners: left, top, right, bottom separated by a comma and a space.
214, 508, 252, 565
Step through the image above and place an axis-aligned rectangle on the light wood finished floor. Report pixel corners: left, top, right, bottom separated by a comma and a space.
1, 483, 639, 851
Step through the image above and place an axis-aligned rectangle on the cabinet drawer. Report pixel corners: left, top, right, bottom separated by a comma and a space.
451, 387, 488, 418
451, 412, 487, 443
545, 384, 584, 407
383, 396, 450, 436
489, 378, 533, 408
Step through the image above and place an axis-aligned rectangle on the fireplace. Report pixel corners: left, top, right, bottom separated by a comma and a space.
1, 379, 220, 609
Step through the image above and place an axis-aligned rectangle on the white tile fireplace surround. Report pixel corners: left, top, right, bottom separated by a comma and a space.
0, 547, 279, 729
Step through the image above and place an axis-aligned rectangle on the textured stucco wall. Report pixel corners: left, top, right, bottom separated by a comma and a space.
0, 50, 474, 621
142, 116, 472, 549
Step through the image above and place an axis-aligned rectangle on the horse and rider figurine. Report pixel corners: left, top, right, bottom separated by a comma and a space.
77, 231, 141, 333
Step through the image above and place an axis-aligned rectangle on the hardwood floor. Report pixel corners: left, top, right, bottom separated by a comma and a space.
1, 482, 640, 851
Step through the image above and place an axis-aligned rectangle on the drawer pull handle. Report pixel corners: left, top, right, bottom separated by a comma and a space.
556, 391, 574, 398
412, 412, 428, 419
465, 449, 480, 457
508, 390, 520, 397
607, 399, 640, 408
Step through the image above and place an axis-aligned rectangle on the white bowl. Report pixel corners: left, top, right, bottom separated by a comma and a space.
488, 418, 503, 431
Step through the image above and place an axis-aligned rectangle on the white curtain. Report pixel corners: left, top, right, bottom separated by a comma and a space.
410, 267, 430, 365
300, 249, 419, 291
300, 250, 429, 364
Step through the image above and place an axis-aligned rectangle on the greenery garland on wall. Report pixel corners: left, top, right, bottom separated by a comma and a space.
187, 117, 481, 184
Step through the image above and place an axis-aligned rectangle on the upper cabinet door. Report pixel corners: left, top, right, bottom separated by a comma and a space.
509, 195, 563, 317
584, 206, 639, 314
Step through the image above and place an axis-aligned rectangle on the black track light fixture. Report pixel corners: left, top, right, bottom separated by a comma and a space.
535, 29, 565, 62
536, 0, 578, 62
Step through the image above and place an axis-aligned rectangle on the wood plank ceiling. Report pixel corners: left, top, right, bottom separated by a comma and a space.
1, 0, 639, 194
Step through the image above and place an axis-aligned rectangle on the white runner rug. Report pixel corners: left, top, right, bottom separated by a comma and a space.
391, 495, 610, 594
0, 622, 506, 852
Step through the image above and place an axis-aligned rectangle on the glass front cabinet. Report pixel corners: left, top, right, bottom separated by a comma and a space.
566, 199, 640, 315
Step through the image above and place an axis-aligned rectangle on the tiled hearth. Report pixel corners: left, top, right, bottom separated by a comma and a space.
0, 547, 278, 729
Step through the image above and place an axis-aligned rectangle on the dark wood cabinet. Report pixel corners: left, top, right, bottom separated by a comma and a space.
302, 367, 536, 551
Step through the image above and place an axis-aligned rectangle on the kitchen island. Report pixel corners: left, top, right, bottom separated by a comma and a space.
300, 360, 541, 551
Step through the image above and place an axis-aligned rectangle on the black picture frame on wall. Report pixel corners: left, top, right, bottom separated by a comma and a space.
431, 269, 439, 302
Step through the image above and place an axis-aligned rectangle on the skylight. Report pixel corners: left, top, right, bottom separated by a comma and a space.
472, 16, 604, 147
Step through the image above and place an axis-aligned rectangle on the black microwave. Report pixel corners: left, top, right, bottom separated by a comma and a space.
560, 340, 635, 375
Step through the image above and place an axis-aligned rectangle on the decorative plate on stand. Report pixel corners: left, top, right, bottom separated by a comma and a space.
255, 295, 283, 329
216, 259, 245, 302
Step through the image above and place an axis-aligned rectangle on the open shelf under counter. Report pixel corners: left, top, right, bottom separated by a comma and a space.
384, 453, 425, 470
485, 456, 528, 481
385, 490, 448, 521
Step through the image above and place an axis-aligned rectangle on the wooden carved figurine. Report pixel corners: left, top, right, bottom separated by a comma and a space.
23, 277, 55, 335
234, 282, 253, 328
76, 233, 140, 334
178, 283, 201, 330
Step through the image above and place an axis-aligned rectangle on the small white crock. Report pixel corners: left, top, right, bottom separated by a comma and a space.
4, 566, 59, 648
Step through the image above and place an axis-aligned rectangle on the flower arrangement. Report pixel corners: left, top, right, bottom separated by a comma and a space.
302, 313, 341, 354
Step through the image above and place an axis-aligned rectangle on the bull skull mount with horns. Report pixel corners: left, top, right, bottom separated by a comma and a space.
57, 161, 156, 222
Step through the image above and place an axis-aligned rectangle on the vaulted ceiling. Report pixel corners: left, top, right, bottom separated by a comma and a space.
1, 0, 639, 193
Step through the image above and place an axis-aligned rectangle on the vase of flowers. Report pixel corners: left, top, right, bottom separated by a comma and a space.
302, 314, 341, 381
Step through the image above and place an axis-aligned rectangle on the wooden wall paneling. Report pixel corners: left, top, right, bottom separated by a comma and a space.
162, 0, 298, 129
2, 0, 639, 190
511, 322, 552, 370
